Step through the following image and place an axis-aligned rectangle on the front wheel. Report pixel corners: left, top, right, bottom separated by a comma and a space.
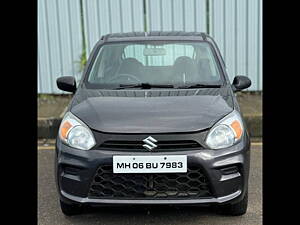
60, 200, 83, 216
216, 191, 248, 216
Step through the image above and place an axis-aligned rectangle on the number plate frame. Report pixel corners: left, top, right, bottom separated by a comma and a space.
113, 155, 187, 173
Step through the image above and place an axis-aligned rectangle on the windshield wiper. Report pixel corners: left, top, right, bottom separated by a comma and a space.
115, 83, 174, 89
176, 83, 222, 89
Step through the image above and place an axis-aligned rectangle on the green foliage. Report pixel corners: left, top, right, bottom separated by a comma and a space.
77, 50, 87, 72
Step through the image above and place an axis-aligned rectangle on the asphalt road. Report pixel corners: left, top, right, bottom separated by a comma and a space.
38, 144, 262, 225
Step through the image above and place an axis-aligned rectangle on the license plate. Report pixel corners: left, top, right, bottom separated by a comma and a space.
113, 155, 187, 173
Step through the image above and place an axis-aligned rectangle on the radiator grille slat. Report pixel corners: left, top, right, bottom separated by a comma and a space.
88, 165, 212, 199
99, 140, 202, 151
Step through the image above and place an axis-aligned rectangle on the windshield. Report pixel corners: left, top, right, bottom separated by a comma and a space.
87, 41, 223, 89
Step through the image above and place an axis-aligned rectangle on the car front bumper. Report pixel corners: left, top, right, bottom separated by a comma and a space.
55, 134, 250, 206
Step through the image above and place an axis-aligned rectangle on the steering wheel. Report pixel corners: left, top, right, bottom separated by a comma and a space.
107, 73, 142, 83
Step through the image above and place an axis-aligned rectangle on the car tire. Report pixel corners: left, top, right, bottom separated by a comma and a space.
216, 191, 248, 216
60, 200, 82, 216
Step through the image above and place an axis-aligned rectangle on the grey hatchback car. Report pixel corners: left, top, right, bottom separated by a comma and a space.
55, 32, 251, 216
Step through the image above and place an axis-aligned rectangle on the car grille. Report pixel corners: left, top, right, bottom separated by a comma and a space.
99, 140, 203, 151
88, 165, 212, 199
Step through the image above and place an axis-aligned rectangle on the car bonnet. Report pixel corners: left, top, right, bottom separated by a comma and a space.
70, 88, 233, 134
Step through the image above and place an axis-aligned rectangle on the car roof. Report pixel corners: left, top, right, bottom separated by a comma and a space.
100, 31, 210, 43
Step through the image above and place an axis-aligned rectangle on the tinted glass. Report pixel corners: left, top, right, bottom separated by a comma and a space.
87, 41, 222, 88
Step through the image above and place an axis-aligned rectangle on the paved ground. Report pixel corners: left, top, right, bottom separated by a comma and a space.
38, 143, 262, 225
236, 92, 262, 116
38, 95, 72, 118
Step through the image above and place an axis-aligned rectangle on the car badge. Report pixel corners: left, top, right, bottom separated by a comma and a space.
142, 136, 158, 151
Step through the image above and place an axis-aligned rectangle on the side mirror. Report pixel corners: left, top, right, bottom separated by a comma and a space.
56, 76, 77, 93
232, 76, 251, 92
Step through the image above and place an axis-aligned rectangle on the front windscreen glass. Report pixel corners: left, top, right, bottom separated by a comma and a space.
87, 41, 223, 89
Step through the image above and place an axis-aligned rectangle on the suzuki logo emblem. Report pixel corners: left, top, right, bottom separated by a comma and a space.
142, 136, 158, 151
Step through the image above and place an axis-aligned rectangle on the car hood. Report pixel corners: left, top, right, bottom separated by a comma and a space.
70, 89, 233, 133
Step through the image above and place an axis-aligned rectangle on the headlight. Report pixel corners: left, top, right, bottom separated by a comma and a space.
206, 110, 244, 149
59, 112, 96, 150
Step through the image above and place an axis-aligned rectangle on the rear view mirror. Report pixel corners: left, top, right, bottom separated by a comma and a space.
56, 76, 77, 93
143, 48, 166, 56
232, 76, 251, 92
